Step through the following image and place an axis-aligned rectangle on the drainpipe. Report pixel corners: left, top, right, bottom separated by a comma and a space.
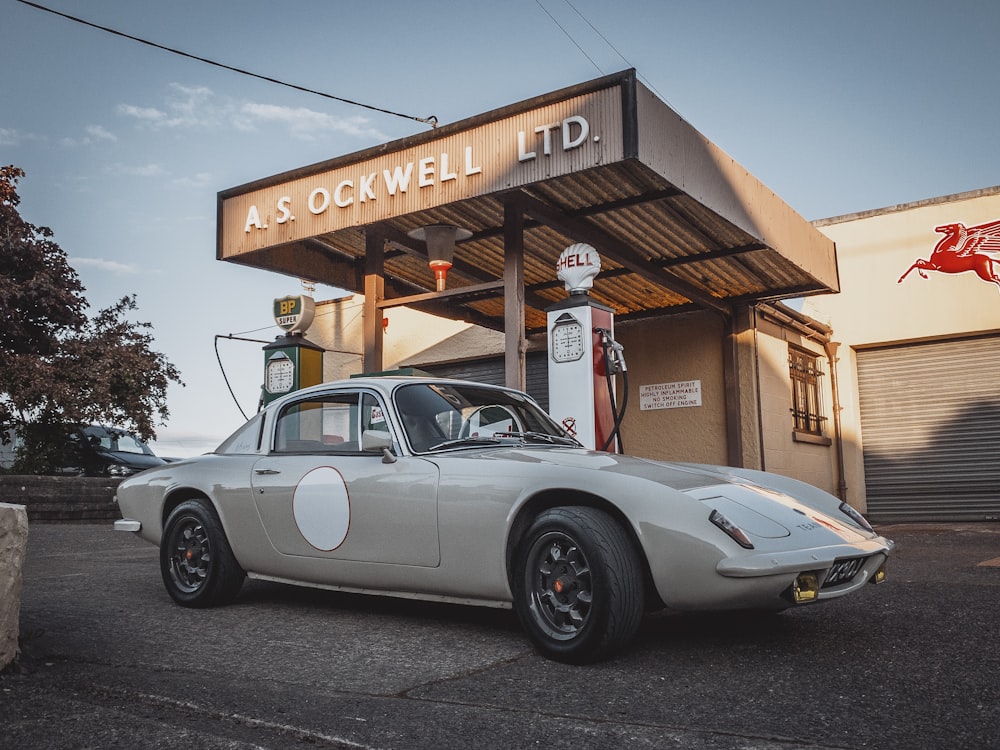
824, 341, 848, 502
752, 306, 766, 472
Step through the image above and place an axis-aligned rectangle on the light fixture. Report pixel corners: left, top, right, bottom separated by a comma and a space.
791, 572, 821, 603
408, 224, 471, 291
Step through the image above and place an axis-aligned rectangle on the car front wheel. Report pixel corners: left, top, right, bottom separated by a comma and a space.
514, 506, 644, 663
160, 499, 245, 608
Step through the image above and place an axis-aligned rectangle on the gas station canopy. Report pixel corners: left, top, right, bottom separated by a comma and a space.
218, 70, 837, 334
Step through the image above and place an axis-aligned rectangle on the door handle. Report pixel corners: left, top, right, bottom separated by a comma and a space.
255, 468, 281, 475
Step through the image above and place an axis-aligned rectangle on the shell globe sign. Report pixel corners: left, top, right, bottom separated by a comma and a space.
556, 242, 602, 294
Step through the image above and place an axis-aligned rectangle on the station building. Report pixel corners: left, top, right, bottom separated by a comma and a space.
218, 71, 1000, 523
804, 187, 1000, 522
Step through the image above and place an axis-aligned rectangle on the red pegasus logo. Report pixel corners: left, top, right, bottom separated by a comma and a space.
898, 219, 1000, 291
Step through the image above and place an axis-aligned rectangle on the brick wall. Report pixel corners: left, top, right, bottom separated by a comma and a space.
0, 476, 121, 523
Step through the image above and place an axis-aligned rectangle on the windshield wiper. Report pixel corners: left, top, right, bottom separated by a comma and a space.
427, 436, 505, 451
495, 431, 581, 447
429, 432, 580, 452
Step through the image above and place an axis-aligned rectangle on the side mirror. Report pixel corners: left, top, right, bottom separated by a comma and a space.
361, 430, 396, 463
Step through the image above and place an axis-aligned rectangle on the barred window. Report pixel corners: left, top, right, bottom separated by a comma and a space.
789, 347, 826, 435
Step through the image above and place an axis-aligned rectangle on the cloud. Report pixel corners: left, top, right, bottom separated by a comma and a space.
171, 172, 213, 189
133, 84, 220, 129
238, 102, 387, 141
165, 83, 214, 121
86, 125, 117, 142
59, 124, 120, 148
68, 257, 140, 274
116, 82, 387, 141
103, 162, 168, 177
117, 103, 168, 123
118, 84, 226, 130
0, 128, 46, 146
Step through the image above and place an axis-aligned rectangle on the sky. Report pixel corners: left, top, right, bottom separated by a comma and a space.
3, 0, 999, 456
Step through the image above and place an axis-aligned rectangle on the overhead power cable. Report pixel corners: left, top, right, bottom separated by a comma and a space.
535, 0, 675, 112
559, 0, 670, 105
533, 0, 605, 75
15, 0, 438, 128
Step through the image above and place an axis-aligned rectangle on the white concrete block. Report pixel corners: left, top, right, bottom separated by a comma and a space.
0, 503, 28, 671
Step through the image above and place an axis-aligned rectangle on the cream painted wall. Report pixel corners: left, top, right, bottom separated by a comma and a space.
754, 317, 837, 495
618, 308, 838, 494
806, 190, 1000, 345
310, 294, 505, 382
615, 312, 729, 465
805, 187, 1000, 510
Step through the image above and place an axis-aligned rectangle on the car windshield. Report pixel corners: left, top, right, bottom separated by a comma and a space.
81, 426, 155, 456
393, 383, 577, 453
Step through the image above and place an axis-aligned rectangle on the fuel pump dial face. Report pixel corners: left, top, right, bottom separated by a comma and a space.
550, 316, 586, 363
265, 355, 295, 394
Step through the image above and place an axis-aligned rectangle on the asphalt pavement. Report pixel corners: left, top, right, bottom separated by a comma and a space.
2, 522, 999, 749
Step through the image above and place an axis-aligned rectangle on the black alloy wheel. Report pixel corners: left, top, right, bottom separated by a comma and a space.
514, 506, 644, 664
160, 498, 245, 608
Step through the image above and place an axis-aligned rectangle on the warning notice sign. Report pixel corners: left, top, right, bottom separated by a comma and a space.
639, 380, 702, 411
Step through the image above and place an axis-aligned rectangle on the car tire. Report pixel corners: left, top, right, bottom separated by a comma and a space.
513, 506, 644, 664
160, 499, 245, 608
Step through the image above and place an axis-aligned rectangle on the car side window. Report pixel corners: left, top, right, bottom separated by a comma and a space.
273, 391, 392, 454
216, 413, 265, 454
360, 392, 389, 434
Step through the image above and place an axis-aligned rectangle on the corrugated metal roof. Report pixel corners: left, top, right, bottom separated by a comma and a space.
219, 71, 836, 333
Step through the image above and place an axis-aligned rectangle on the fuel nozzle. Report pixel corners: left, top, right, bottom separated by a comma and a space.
594, 327, 627, 374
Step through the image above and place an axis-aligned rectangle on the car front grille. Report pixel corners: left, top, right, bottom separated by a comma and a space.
823, 556, 868, 587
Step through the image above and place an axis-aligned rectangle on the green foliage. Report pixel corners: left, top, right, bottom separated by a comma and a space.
1, 165, 183, 473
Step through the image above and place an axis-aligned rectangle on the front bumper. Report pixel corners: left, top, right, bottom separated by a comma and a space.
114, 518, 141, 532
716, 537, 894, 578
717, 537, 894, 601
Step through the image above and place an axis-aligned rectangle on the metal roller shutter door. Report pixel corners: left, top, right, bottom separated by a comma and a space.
417, 353, 550, 412
857, 335, 1000, 523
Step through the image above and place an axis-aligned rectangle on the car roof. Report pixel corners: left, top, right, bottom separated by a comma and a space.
269, 376, 517, 407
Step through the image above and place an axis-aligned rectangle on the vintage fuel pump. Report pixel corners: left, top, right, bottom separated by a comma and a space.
261, 294, 324, 407
546, 244, 628, 452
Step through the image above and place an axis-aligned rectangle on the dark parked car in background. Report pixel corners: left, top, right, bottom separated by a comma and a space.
64, 425, 166, 477
2, 424, 165, 477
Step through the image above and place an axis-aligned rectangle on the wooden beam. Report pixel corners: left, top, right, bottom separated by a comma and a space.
376, 273, 508, 331
376, 280, 505, 309
723, 311, 744, 467
380, 224, 555, 314
504, 196, 527, 391
658, 242, 768, 268
363, 228, 385, 374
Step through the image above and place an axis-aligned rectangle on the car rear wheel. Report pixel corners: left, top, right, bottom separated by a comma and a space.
513, 506, 644, 664
160, 499, 245, 608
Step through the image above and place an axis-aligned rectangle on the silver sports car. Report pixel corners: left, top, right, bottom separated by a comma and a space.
115, 377, 893, 663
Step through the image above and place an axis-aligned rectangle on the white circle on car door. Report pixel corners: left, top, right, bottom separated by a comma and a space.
292, 466, 350, 551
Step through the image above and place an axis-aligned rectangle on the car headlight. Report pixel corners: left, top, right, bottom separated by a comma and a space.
709, 509, 755, 549
838, 502, 874, 532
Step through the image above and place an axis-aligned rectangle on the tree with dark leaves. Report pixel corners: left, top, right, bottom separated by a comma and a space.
1, 165, 182, 474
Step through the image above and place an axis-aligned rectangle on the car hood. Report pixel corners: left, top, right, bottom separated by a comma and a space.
437, 446, 871, 541
102, 451, 166, 469
437, 445, 747, 490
